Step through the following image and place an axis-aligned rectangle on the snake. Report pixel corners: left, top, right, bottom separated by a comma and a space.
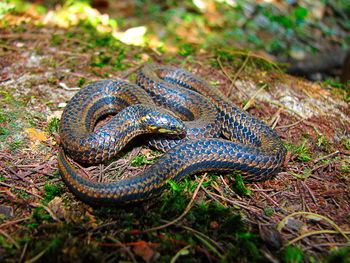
57, 63, 286, 204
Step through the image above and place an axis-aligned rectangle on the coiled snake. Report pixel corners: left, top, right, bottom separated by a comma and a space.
58, 64, 286, 204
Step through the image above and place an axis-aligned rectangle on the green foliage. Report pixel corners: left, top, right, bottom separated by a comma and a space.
0, 0, 29, 19
77, 77, 87, 87
283, 246, 303, 263
159, 178, 195, 215
263, 206, 275, 217
286, 140, 312, 162
50, 34, 63, 46
344, 139, 350, 151
0, 235, 16, 255
43, 183, 61, 203
225, 232, 262, 262
178, 43, 195, 57
0, 123, 10, 137
0, 110, 10, 123
32, 207, 52, 222
190, 201, 242, 231
326, 246, 350, 263
8, 139, 25, 151
47, 117, 60, 134
231, 172, 251, 196
326, 79, 350, 102
130, 155, 155, 167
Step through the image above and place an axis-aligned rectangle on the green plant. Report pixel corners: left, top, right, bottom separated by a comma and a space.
9, 139, 25, 151
231, 172, 251, 196
158, 177, 199, 216
286, 140, 312, 162
130, 155, 155, 167
43, 183, 61, 203
77, 77, 87, 87
32, 207, 52, 222
326, 246, 350, 263
263, 206, 275, 217
283, 245, 303, 263
178, 43, 195, 57
47, 117, 60, 134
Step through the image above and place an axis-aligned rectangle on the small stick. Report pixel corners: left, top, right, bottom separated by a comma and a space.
243, 84, 267, 110
216, 56, 249, 98
229, 53, 250, 98
313, 151, 340, 163
143, 174, 207, 233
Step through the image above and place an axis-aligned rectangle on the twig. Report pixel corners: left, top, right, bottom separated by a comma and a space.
200, 185, 224, 204
0, 181, 43, 200
275, 118, 306, 129
301, 181, 317, 205
219, 175, 237, 196
24, 247, 49, 263
278, 212, 349, 241
0, 229, 20, 249
220, 49, 285, 76
170, 244, 192, 263
310, 161, 334, 173
216, 56, 249, 98
56, 57, 78, 67
202, 187, 260, 213
106, 237, 138, 263
313, 151, 340, 163
104, 147, 142, 175
58, 82, 80, 91
178, 224, 225, 253
143, 174, 207, 233
29, 202, 61, 222
259, 191, 280, 207
0, 217, 30, 229
264, 100, 305, 119
303, 242, 350, 251
270, 108, 282, 129
243, 84, 267, 110
0, 43, 21, 51
19, 242, 28, 263
1, 160, 52, 187
229, 53, 250, 98
283, 230, 350, 248
90, 221, 120, 232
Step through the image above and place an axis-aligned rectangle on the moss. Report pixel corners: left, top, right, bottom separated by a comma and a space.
43, 183, 62, 203
283, 246, 303, 263
47, 117, 60, 134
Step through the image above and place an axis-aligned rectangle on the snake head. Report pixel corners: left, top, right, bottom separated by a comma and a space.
141, 106, 186, 136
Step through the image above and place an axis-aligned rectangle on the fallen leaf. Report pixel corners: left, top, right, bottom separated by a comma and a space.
25, 128, 48, 141
48, 197, 67, 220
133, 241, 155, 262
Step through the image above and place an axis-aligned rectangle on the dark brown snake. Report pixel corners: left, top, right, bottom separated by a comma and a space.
57, 63, 286, 203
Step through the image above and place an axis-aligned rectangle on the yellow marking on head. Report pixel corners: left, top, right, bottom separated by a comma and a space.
158, 128, 172, 133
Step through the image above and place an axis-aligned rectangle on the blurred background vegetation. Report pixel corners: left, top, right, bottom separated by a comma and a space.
1, 0, 349, 81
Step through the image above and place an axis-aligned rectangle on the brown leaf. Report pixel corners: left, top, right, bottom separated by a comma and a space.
133, 241, 155, 262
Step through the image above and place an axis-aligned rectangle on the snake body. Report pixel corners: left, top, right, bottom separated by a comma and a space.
58, 64, 286, 204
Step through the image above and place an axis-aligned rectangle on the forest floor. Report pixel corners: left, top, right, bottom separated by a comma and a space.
0, 2, 350, 263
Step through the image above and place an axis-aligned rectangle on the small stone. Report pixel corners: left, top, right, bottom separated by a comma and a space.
0, 205, 13, 218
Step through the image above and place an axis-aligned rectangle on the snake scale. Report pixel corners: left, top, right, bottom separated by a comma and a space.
58, 63, 286, 204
